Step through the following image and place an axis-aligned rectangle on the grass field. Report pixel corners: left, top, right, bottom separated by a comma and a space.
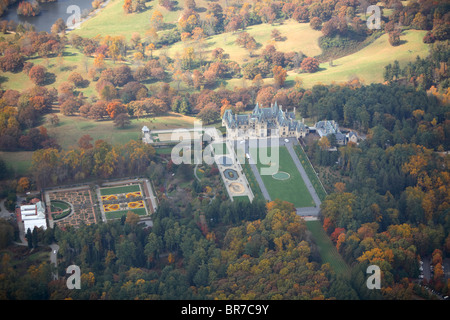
105, 207, 147, 219
163, 20, 323, 66
225, 29, 429, 89
287, 29, 430, 88
252, 146, 314, 208
0, 151, 33, 176
0, 46, 117, 97
71, 0, 159, 40
45, 112, 197, 149
306, 220, 350, 277
99, 184, 140, 195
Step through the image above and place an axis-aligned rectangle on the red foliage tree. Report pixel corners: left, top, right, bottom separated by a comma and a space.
28, 65, 47, 85
106, 100, 127, 119
301, 57, 320, 73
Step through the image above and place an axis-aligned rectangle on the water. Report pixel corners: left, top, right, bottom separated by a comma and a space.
1, 0, 94, 33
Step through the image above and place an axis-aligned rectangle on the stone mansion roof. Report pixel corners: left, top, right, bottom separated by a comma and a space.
223, 102, 308, 133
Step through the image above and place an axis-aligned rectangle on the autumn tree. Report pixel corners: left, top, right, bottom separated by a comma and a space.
78, 134, 94, 150
197, 103, 219, 124
51, 18, 66, 34
150, 10, 164, 30
301, 57, 320, 73
123, 0, 146, 13
28, 65, 47, 85
272, 66, 287, 88
0, 47, 24, 72
113, 113, 131, 128
106, 100, 127, 119
271, 29, 282, 41
310, 17, 322, 30
16, 177, 30, 193
68, 71, 86, 87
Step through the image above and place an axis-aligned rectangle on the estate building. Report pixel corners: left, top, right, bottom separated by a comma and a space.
222, 102, 309, 140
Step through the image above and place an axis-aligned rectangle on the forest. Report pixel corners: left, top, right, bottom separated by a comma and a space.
0, 0, 449, 301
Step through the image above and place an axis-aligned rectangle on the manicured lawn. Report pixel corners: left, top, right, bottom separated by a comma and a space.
252, 146, 314, 208
45, 112, 198, 150
233, 195, 250, 203
105, 207, 147, 219
100, 184, 140, 195
306, 220, 350, 277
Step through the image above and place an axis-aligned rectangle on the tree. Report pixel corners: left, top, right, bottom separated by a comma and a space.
318, 136, 331, 150
310, 17, 322, 30
301, 57, 320, 73
51, 18, 66, 34
28, 65, 47, 85
0, 47, 24, 72
17, 177, 30, 193
93, 53, 105, 70
78, 134, 93, 150
197, 103, 219, 125
271, 29, 282, 41
272, 66, 287, 88
113, 113, 131, 128
125, 211, 140, 226
388, 30, 401, 46
49, 114, 60, 126
150, 10, 164, 30
106, 100, 127, 119
26, 228, 33, 249
68, 72, 85, 87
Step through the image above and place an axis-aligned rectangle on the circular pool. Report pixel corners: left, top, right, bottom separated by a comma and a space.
224, 169, 239, 180
272, 171, 290, 180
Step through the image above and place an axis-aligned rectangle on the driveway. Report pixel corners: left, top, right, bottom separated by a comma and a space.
0, 198, 13, 218
235, 137, 321, 216
49, 243, 59, 280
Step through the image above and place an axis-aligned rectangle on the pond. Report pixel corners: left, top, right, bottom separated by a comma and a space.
1, 0, 94, 33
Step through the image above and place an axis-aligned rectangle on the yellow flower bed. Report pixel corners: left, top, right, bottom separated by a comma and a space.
128, 200, 144, 209
103, 204, 120, 212
126, 191, 142, 198
101, 195, 118, 201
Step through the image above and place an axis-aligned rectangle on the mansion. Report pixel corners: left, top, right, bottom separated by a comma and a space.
222, 102, 309, 140
222, 102, 358, 146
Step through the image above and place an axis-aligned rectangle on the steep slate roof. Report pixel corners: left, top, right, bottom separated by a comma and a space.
224, 102, 308, 132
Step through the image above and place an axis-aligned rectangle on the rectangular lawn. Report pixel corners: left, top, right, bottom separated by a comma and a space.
252, 146, 315, 208
100, 184, 141, 196
105, 208, 147, 220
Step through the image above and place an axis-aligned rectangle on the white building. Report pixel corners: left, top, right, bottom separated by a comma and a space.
21, 200, 47, 232
142, 126, 151, 144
